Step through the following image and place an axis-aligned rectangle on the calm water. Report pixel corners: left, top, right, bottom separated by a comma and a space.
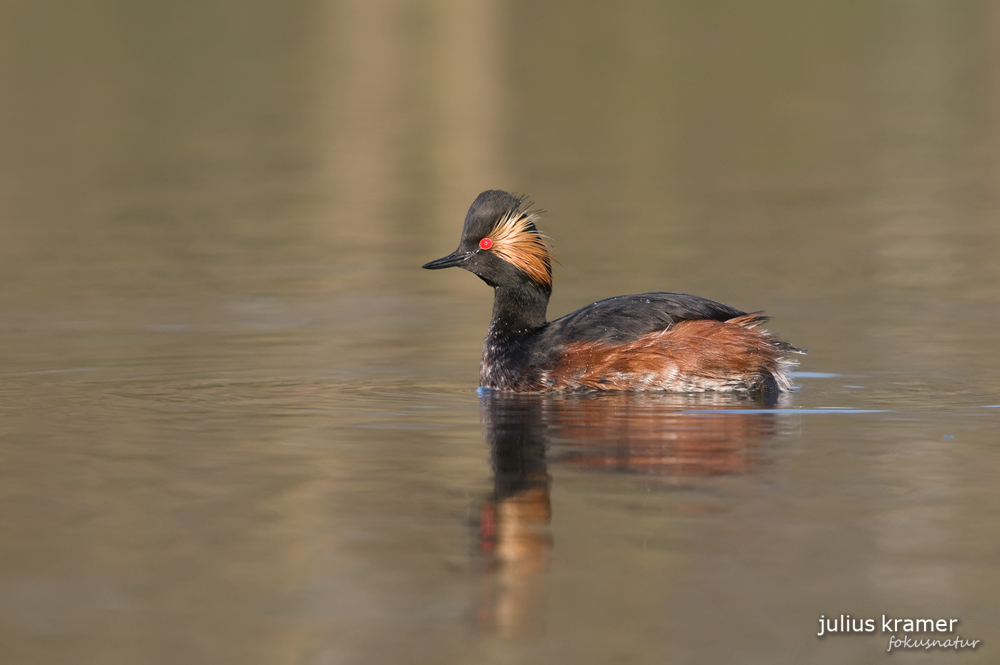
2, 1, 999, 664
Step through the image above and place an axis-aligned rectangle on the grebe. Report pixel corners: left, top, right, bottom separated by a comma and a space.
423, 190, 801, 394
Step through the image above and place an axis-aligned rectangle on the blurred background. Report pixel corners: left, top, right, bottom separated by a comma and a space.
1, 1, 999, 663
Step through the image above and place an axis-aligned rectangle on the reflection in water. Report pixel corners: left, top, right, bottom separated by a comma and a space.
545, 392, 785, 477
474, 390, 785, 635
476, 393, 551, 635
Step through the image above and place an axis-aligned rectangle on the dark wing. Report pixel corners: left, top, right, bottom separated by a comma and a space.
539, 292, 746, 345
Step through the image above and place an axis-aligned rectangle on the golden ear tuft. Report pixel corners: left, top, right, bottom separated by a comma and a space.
487, 208, 552, 286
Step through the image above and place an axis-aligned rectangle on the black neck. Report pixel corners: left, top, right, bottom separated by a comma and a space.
487, 282, 550, 341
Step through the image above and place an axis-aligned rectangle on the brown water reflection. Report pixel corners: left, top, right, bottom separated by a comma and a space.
475, 390, 783, 636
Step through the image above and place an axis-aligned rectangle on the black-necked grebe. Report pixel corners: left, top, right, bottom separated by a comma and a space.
423, 190, 802, 394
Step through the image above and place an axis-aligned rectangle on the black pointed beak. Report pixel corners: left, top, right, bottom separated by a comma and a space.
422, 250, 472, 270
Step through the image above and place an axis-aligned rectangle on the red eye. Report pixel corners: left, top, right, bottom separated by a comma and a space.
479, 238, 493, 250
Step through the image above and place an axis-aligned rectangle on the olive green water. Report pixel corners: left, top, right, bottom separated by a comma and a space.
2, 1, 1000, 664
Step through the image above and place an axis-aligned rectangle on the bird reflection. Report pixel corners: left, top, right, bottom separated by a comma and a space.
475, 392, 551, 634
474, 389, 785, 635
